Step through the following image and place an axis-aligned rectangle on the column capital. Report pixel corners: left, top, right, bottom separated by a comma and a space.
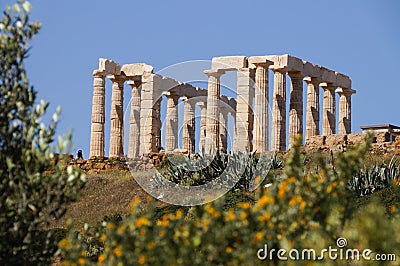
163, 91, 180, 99
127, 80, 141, 88
288, 71, 304, 79
303, 76, 320, 83
197, 101, 207, 108
320, 82, 336, 90
270, 66, 288, 73
93, 70, 107, 78
204, 69, 225, 78
109, 74, 126, 86
335, 87, 356, 95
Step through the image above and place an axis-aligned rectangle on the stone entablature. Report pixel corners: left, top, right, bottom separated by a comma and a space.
89, 55, 356, 158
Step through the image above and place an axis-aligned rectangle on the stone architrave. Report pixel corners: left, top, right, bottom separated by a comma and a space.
109, 75, 125, 157
304, 77, 320, 140
288, 71, 304, 148
321, 82, 336, 135
271, 69, 287, 151
234, 68, 255, 152
337, 88, 355, 134
127, 81, 141, 158
253, 62, 272, 153
89, 70, 106, 158
164, 92, 179, 151
204, 69, 224, 153
182, 97, 196, 154
198, 102, 207, 153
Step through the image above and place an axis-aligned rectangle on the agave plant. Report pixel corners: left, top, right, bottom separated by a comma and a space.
348, 157, 400, 197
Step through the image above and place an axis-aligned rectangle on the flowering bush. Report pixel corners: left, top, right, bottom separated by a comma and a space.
60, 136, 399, 265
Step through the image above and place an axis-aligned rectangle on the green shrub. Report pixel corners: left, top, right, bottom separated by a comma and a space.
0, 1, 85, 264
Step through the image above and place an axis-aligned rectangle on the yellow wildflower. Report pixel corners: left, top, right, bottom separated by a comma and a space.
257, 194, 275, 208
135, 217, 150, 228
99, 233, 106, 243
98, 254, 105, 263
138, 255, 146, 265
106, 223, 115, 229
202, 219, 210, 227
78, 257, 85, 265
59, 238, 72, 250
259, 212, 271, 223
148, 241, 156, 250
255, 232, 263, 243
239, 211, 248, 220
237, 202, 250, 209
226, 247, 233, 254
225, 209, 235, 222
390, 205, 396, 213
117, 225, 125, 235
175, 209, 183, 219
113, 244, 122, 257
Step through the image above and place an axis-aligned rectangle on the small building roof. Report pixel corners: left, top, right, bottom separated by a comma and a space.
360, 124, 400, 130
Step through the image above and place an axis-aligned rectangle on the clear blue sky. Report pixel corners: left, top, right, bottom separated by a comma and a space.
5, 0, 399, 157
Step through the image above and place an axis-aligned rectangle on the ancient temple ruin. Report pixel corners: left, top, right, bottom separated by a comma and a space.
89, 55, 355, 158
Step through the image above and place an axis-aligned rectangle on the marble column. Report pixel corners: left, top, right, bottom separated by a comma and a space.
127, 81, 141, 158
89, 70, 106, 158
288, 71, 304, 148
154, 98, 162, 150
321, 83, 336, 135
253, 62, 272, 153
271, 69, 287, 151
219, 105, 228, 153
198, 102, 207, 153
109, 75, 125, 157
182, 97, 196, 154
139, 74, 159, 154
337, 88, 355, 134
304, 77, 320, 140
204, 69, 224, 153
164, 92, 179, 152
234, 68, 255, 152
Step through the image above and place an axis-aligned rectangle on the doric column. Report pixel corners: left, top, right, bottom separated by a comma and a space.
288, 71, 304, 148
109, 75, 125, 157
336, 88, 355, 134
89, 70, 106, 158
234, 68, 255, 152
154, 98, 162, 150
321, 83, 336, 135
253, 62, 272, 153
182, 97, 196, 154
204, 69, 224, 153
139, 74, 163, 154
127, 81, 141, 158
219, 105, 228, 153
271, 69, 287, 151
164, 92, 179, 152
198, 102, 207, 153
304, 77, 320, 140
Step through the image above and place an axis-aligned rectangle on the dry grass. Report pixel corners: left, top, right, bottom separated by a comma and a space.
51, 170, 154, 229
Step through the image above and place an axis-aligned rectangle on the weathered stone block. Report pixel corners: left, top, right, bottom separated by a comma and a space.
121, 63, 153, 77
98, 58, 121, 75
303, 61, 321, 78
212, 56, 247, 70
335, 72, 352, 89
320, 67, 337, 85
